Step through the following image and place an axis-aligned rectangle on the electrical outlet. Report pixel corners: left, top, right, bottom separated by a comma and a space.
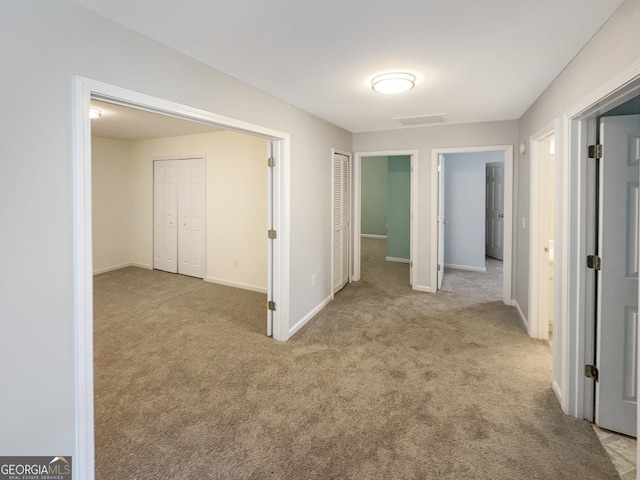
311, 274, 317, 286
233, 259, 239, 268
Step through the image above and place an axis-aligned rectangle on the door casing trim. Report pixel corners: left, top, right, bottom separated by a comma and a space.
73, 76, 291, 479
430, 145, 514, 304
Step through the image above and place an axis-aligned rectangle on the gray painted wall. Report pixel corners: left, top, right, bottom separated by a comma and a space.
387, 156, 411, 260
443, 151, 504, 270
517, 0, 640, 407
361, 156, 388, 236
354, 121, 519, 290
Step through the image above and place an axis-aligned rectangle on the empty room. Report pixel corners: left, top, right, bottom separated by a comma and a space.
2, 1, 640, 479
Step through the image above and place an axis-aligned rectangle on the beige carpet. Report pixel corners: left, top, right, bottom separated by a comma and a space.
94, 238, 619, 479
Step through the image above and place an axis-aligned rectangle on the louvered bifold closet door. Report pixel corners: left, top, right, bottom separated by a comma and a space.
333, 153, 350, 293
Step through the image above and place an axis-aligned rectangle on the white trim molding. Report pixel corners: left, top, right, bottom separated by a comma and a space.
361, 234, 387, 239
444, 263, 487, 273
430, 145, 514, 305
386, 257, 410, 264
528, 120, 559, 341
204, 277, 268, 294
353, 150, 419, 289
560, 60, 640, 423
288, 294, 333, 338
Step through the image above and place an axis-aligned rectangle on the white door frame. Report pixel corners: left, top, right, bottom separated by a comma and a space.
331, 148, 352, 293
561, 62, 640, 426
529, 122, 558, 340
430, 145, 514, 304
353, 150, 418, 287
72, 76, 291, 479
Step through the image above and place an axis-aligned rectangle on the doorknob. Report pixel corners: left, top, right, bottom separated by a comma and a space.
498, 214, 504, 218
443, 220, 449, 224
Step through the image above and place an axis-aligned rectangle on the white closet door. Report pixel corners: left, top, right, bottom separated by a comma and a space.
153, 161, 178, 273
333, 153, 349, 293
177, 159, 205, 278
154, 158, 205, 278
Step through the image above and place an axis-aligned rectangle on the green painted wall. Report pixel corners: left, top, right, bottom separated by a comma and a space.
361, 156, 388, 235
387, 156, 411, 260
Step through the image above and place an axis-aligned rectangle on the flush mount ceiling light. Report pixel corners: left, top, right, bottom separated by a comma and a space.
89, 107, 103, 119
371, 72, 416, 94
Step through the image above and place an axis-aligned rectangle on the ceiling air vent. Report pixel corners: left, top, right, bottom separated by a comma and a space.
393, 113, 446, 126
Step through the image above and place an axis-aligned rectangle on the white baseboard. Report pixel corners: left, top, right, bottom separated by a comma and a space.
552, 380, 563, 407
386, 256, 410, 264
513, 300, 528, 331
204, 276, 267, 294
288, 294, 333, 338
131, 262, 152, 270
361, 234, 387, 239
413, 284, 435, 293
444, 263, 487, 272
93, 263, 130, 275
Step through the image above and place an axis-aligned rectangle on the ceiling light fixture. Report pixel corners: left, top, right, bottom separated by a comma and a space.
89, 107, 103, 119
371, 72, 416, 94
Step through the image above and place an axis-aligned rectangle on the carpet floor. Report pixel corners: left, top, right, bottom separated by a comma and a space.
94, 238, 619, 479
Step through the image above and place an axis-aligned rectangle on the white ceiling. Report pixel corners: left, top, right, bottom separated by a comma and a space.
90, 101, 221, 140
74, 0, 624, 133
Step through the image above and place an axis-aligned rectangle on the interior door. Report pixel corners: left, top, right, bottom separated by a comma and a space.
153, 160, 178, 273
596, 114, 640, 437
333, 152, 350, 294
154, 158, 205, 278
485, 162, 504, 260
437, 155, 445, 290
177, 158, 205, 278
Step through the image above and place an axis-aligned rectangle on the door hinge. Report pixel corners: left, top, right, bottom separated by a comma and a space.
268, 229, 277, 239
437, 164, 442, 173
410, 261, 413, 267
587, 255, 601, 270
585, 364, 599, 381
588, 144, 602, 159
437, 264, 441, 271
268, 157, 275, 167
268, 300, 276, 311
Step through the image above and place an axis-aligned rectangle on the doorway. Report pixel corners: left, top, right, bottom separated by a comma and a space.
73, 76, 291, 477
592, 98, 640, 437
563, 69, 640, 431
431, 145, 514, 303
352, 150, 418, 287
530, 127, 557, 343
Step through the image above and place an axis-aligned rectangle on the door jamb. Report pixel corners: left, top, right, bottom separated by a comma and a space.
430, 145, 514, 304
353, 150, 418, 288
73, 76, 291, 479
529, 122, 558, 340
561, 61, 640, 424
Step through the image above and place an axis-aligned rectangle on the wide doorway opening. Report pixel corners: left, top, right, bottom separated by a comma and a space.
73, 77, 290, 478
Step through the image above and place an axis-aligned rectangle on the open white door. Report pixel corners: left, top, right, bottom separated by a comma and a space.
596, 114, 640, 437
485, 162, 504, 260
437, 155, 445, 290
